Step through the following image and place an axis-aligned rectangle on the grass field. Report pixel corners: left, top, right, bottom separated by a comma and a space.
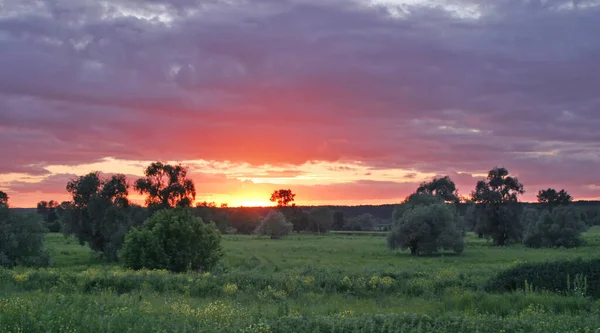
1, 229, 600, 332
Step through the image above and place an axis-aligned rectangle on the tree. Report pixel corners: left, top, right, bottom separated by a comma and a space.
37, 200, 61, 232
228, 208, 262, 234
471, 167, 525, 246
270, 189, 296, 207
0, 204, 49, 268
120, 208, 222, 272
387, 195, 464, 256
308, 207, 333, 234
255, 210, 293, 239
537, 188, 573, 209
393, 192, 446, 222
524, 206, 587, 248
0, 191, 7, 205
61, 172, 138, 261
416, 176, 460, 204
345, 213, 376, 231
285, 207, 310, 233
332, 211, 347, 230
134, 162, 196, 212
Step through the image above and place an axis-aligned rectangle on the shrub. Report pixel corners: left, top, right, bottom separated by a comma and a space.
486, 258, 600, 298
120, 208, 222, 272
0, 205, 49, 268
255, 210, 293, 239
524, 206, 587, 248
387, 198, 464, 256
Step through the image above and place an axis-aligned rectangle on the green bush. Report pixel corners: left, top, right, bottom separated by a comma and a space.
486, 258, 600, 298
120, 208, 222, 272
255, 210, 293, 239
524, 206, 587, 248
388, 196, 464, 256
0, 205, 49, 268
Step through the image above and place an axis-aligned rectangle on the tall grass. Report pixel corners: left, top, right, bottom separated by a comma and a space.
1, 228, 600, 332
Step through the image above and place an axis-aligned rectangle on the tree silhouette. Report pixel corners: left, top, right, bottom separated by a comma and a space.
416, 176, 460, 204
537, 188, 572, 209
134, 162, 196, 212
0, 191, 8, 206
62, 172, 132, 260
471, 167, 525, 246
270, 189, 296, 207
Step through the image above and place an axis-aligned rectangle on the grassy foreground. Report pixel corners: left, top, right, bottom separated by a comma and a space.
1, 230, 600, 332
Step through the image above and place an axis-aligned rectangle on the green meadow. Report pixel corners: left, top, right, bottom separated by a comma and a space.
2, 230, 600, 332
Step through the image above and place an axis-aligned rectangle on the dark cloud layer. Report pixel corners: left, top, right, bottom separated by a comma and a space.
1, 0, 599, 202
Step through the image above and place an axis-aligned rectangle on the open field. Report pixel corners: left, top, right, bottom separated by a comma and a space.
1, 230, 600, 332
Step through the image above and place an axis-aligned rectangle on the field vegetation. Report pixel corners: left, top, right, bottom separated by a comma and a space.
1, 163, 600, 332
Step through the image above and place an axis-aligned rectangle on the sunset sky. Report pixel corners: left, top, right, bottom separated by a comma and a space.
1, 0, 599, 207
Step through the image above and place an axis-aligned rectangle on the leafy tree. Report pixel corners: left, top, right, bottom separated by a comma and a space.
134, 162, 196, 212
471, 167, 525, 246
308, 207, 333, 234
121, 208, 222, 272
255, 210, 293, 239
37, 200, 61, 232
393, 192, 446, 221
387, 195, 464, 256
416, 176, 460, 204
0, 191, 7, 205
537, 188, 573, 209
524, 206, 587, 248
228, 208, 262, 234
270, 189, 296, 207
61, 172, 138, 261
0, 204, 49, 268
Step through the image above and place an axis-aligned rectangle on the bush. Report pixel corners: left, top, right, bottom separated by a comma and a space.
255, 210, 293, 239
524, 206, 587, 248
486, 258, 600, 298
0, 205, 49, 268
120, 208, 222, 272
387, 199, 464, 256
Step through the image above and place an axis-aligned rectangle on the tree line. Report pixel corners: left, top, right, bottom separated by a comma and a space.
0, 164, 598, 271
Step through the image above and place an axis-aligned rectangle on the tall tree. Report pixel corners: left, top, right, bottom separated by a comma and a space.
270, 189, 296, 207
61, 172, 135, 261
471, 167, 525, 246
37, 200, 60, 232
0, 191, 8, 206
134, 162, 196, 212
416, 176, 460, 204
537, 188, 573, 208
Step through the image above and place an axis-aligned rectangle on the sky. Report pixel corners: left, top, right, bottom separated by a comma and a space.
1, 0, 599, 207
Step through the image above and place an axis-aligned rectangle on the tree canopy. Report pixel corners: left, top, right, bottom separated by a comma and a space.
388, 194, 464, 256
255, 210, 293, 239
524, 206, 587, 248
61, 172, 138, 261
0, 205, 49, 268
416, 176, 460, 204
471, 167, 525, 246
270, 189, 296, 207
537, 188, 573, 208
134, 162, 196, 212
